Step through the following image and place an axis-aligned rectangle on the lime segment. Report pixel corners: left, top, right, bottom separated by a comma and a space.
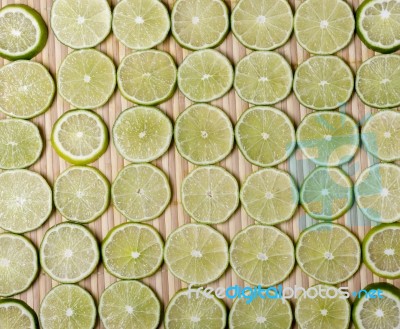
0, 299, 38, 329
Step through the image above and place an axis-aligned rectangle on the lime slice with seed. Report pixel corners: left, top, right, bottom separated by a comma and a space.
102, 223, 164, 280
164, 223, 229, 285
0, 299, 38, 329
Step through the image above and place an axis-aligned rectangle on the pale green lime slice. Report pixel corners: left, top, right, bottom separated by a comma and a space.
0, 299, 38, 329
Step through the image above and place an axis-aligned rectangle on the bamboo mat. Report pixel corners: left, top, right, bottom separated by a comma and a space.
0, 0, 399, 328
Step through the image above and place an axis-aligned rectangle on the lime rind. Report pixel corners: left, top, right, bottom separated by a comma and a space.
0, 298, 38, 329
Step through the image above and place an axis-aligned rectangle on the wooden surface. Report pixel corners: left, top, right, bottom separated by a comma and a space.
0, 0, 399, 328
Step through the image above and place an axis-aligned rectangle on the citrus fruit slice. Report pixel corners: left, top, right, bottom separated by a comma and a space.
235, 106, 296, 167
54, 166, 110, 223
40, 284, 96, 329
300, 167, 354, 221
234, 51, 293, 105
294, 0, 355, 55
57, 49, 116, 109
117, 50, 177, 105
0, 61, 55, 119
0, 169, 52, 233
111, 164, 171, 222
51, 0, 111, 49
354, 163, 400, 223
0, 299, 38, 329
0, 233, 38, 297
178, 49, 233, 102
231, 0, 293, 51
294, 56, 354, 110
112, 0, 170, 50
102, 223, 164, 280
164, 223, 229, 285
0, 4, 47, 60
230, 225, 295, 286
296, 111, 359, 166
296, 223, 361, 284
99, 280, 161, 329
174, 104, 234, 165
112, 106, 173, 163
0, 119, 43, 170
40, 223, 99, 283
171, 0, 229, 50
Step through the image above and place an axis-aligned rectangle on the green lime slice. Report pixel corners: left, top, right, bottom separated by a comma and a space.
296, 223, 361, 284
294, 56, 354, 110
300, 167, 354, 221
235, 106, 296, 167
99, 280, 161, 329
54, 166, 110, 223
231, 0, 293, 51
234, 51, 293, 105
111, 163, 171, 222
51, 0, 111, 49
297, 111, 359, 166
112, 106, 173, 163
178, 49, 233, 102
117, 50, 177, 105
112, 0, 170, 50
39, 284, 96, 329
182, 166, 239, 224
102, 223, 164, 280
40, 223, 99, 283
174, 104, 234, 165
0, 299, 38, 329
0, 233, 38, 297
171, 0, 229, 50
164, 223, 229, 285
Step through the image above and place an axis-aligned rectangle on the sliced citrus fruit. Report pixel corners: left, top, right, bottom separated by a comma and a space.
0, 299, 38, 329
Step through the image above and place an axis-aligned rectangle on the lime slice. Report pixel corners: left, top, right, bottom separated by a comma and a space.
297, 111, 359, 166
0, 4, 47, 60
235, 106, 296, 167
362, 110, 400, 162
40, 284, 96, 329
231, 0, 293, 51
165, 289, 227, 329
0, 233, 38, 297
230, 225, 295, 286
102, 223, 164, 279
117, 50, 177, 105
240, 168, 299, 225
355, 54, 400, 109
58, 49, 116, 109
234, 51, 293, 105
111, 164, 171, 222
0, 299, 38, 329
0, 61, 55, 119
294, 0, 355, 55
54, 166, 110, 223
294, 56, 354, 110
40, 223, 99, 283
112, 0, 170, 50
300, 167, 353, 221
181, 166, 239, 224
296, 223, 361, 284
177, 49, 233, 102
99, 280, 161, 329
0, 119, 43, 170
174, 104, 234, 165
354, 163, 400, 223
0, 170, 52, 233
112, 106, 173, 163
164, 223, 229, 285
51, 0, 111, 49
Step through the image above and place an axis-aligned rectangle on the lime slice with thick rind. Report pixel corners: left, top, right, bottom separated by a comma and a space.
234, 51, 293, 105
171, 0, 229, 50
102, 223, 164, 280
297, 111, 360, 167
230, 225, 295, 287
0, 299, 38, 329
235, 106, 296, 167
164, 223, 229, 285
231, 0, 293, 51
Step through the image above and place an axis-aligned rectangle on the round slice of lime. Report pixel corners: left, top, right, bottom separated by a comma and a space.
0, 299, 38, 329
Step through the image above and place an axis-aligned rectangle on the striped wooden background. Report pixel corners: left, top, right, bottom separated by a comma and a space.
0, 0, 399, 328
